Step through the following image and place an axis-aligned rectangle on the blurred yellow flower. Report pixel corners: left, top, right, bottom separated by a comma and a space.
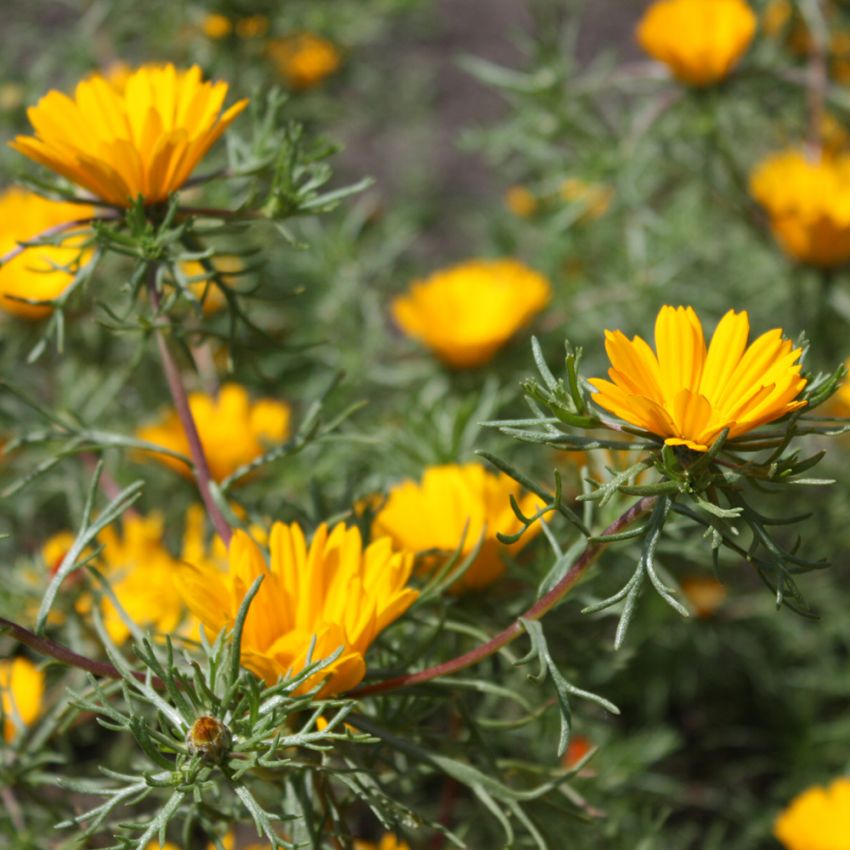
267, 34, 342, 89
373, 463, 542, 592
136, 383, 291, 483
750, 149, 850, 267
77, 513, 185, 644
392, 258, 552, 368
354, 836, 411, 850
176, 522, 418, 695
0, 83, 24, 111
174, 255, 242, 315
0, 657, 44, 742
762, 0, 791, 37
680, 576, 727, 618
636, 0, 757, 86
236, 15, 269, 39
560, 178, 612, 220
0, 188, 93, 319
504, 185, 538, 217
589, 306, 807, 452
201, 13, 232, 39
10, 64, 248, 207
831, 358, 850, 415
775, 777, 850, 850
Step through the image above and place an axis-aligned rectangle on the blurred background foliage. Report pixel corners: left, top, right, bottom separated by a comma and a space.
2, 1, 850, 849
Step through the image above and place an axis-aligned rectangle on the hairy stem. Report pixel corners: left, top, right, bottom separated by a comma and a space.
352, 496, 656, 698
147, 266, 232, 544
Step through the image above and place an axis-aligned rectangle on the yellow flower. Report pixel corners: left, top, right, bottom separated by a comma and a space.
173, 255, 242, 315
392, 258, 552, 368
1, 657, 44, 742
79, 513, 185, 644
354, 836, 411, 850
0, 187, 93, 319
10, 64, 248, 207
0, 83, 24, 111
373, 463, 542, 592
636, 0, 757, 86
762, 0, 792, 38
136, 383, 291, 483
775, 777, 850, 850
750, 149, 850, 267
202, 13, 233, 39
236, 15, 269, 39
680, 576, 727, 618
176, 522, 418, 696
504, 185, 538, 217
267, 34, 342, 89
589, 306, 807, 452
560, 178, 612, 220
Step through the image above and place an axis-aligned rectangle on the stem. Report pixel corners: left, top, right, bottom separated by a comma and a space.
802, 0, 828, 160
147, 266, 232, 545
352, 496, 656, 698
0, 218, 107, 267
0, 616, 161, 687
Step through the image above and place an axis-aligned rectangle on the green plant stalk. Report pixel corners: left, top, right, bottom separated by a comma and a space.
147, 266, 232, 545
352, 496, 656, 698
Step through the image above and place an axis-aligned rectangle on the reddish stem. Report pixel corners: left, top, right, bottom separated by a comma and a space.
147, 269, 232, 545
0, 218, 106, 267
352, 496, 655, 698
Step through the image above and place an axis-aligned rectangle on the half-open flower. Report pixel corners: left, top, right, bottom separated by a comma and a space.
392, 258, 552, 368
589, 306, 807, 452
750, 149, 850, 267
10, 64, 248, 207
637, 0, 757, 86
176, 522, 418, 696
373, 463, 542, 592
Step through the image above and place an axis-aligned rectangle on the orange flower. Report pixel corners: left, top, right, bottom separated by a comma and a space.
10, 64, 248, 207
267, 34, 342, 89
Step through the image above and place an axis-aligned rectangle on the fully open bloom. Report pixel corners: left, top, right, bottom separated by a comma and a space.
1, 657, 44, 742
589, 306, 807, 452
774, 778, 850, 850
176, 522, 418, 695
136, 383, 290, 482
750, 150, 850, 267
636, 0, 757, 86
354, 837, 411, 850
373, 463, 542, 592
10, 64, 248, 207
267, 34, 342, 89
0, 188, 93, 319
392, 259, 552, 368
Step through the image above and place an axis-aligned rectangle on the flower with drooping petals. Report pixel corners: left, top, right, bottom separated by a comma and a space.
392, 258, 552, 368
637, 0, 757, 86
750, 150, 850, 267
354, 836, 411, 850
774, 777, 850, 850
0, 187, 93, 319
373, 463, 542, 592
589, 306, 807, 452
10, 64, 248, 207
1, 657, 44, 742
136, 383, 290, 482
176, 522, 418, 695
267, 34, 342, 89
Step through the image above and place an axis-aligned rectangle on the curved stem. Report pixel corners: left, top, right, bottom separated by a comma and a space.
147, 267, 232, 545
352, 496, 656, 698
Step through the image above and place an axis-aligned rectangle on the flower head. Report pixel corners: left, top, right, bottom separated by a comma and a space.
0, 188, 92, 319
176, 522, 418, 695
201, 13, 232, 39
636, 0, 757, 86
1, 657, 44, 742
750, 150, 850, 267
373, 463, 541, 592
392, 259, 552, 368
774, 777, 850, 850
589, 306, 807, 452
10, 64, 248, 207
267, 34, 342, 89
505, 185, 538, 217
136, 383, 290, 482
680, 576, 728, 618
